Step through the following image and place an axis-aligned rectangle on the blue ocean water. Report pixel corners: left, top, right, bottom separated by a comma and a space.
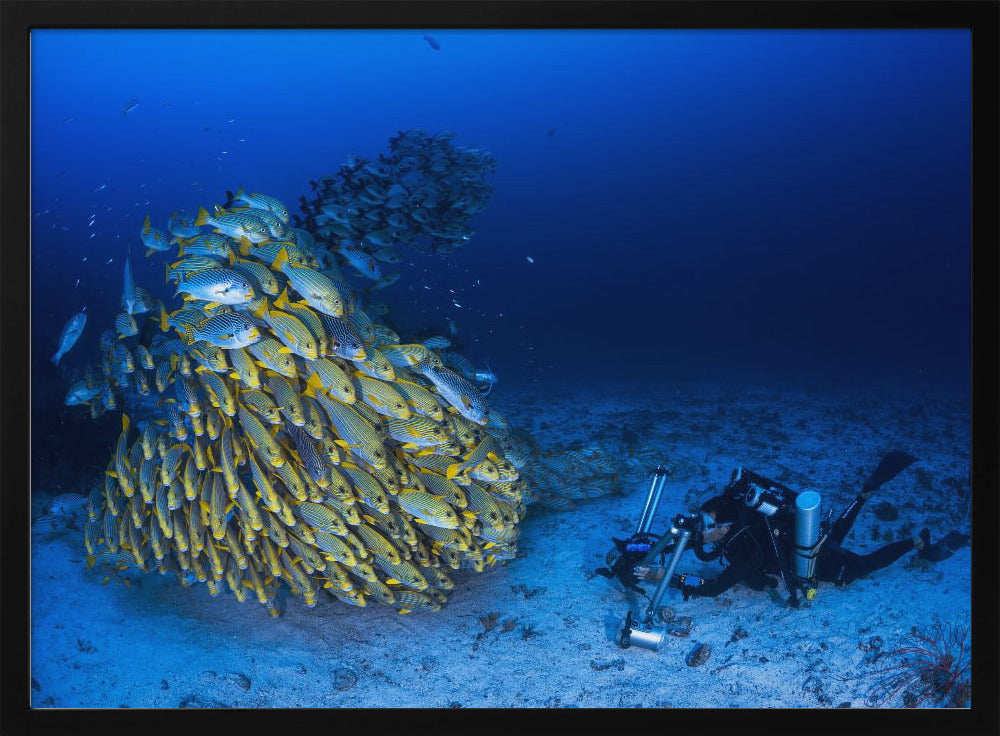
31, 28, 971, 493
28, 29, 974, 709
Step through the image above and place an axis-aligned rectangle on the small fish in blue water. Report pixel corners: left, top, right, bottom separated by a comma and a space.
52, 309, 87, 366
423, 34, 441, 50
122, 246, 136, 314
95, 184, 106, 191
123, 99, 140, 116
526, 256, 534, 264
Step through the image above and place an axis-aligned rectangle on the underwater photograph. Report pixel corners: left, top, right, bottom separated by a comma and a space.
29, 27, 975, 709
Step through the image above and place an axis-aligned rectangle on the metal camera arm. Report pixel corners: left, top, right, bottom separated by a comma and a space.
641, 523, 693, 626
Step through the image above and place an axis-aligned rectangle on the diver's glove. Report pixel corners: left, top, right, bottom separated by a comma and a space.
669, 573, 705, 601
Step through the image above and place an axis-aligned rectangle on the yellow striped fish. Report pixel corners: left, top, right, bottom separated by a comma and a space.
238, 404, 285, 468
231, 255, 280, 296
357, 576, 395, 605
218, 428, 241, 496
352, 373, 410, 419
239, 389, 282, 425
293, 501, 348, 536
188, 502, 206, 554
246, 337, 298, 378
190, 433, 208, 470
197, 367, 236, 416
321, 487, 362, 526
374, 557, 428, 591
274, 458, 308, 502
415, 471, 468, 509
380, 344, 435, 368
386, 416, 450, 449
341, 463, 391, 514
154, 485, 173, 538
224, 524, 248, 569
264, 511, 290, 548
227, 346, 262, 389
287, 533, 326, 574
343, 309, 374, 344
248, 298, 318, 361
304, 361, 356, 403
207, 472, 230, 540
160, 443, 189, 487
154, 360, 174, 393
202, 534, 225, 578
317, 313, 367, 361
265, 374, 306, 427
419, 522, 473, 551
300, 396, 326, 439
312, 393, 388, 470
272, 251, 345, 317
273, 288, 329, 355
246, 449, 281, 512
312, 530, 357, 566
172, 508, 190, 552
392, 379, 444, 421
188, 341, 230, 373
355, 523, 402, 566
464, 482, 510, 533
394, 489, 461, 529
391, 590, 442, 614
257, 534, 283, 578
112, 415, 136, 497
351, 347, 396, 382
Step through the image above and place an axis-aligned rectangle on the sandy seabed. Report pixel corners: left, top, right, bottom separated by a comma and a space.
30, 376, 972, 709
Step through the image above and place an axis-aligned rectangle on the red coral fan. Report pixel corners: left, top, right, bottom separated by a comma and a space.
865, 622, 971, 708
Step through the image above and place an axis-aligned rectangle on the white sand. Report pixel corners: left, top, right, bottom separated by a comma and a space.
30, 377, 971, 708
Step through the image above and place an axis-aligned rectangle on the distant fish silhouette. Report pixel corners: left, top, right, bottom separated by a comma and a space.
547, 127, 557, 137
423, 34, 441, 51
123, 99, 140, 116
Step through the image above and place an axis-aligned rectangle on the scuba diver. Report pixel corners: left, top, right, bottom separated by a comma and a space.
599, 451, 970, 612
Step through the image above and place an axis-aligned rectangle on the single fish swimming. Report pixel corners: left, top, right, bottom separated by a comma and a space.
52, 310, 87, 365
122, 245, 137, 314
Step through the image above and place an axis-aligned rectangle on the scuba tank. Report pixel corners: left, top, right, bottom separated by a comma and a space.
726, 468, 824, 601
793, 491, 822, 582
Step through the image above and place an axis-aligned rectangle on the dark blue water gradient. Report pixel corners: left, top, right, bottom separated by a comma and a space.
31, 29, 971, 487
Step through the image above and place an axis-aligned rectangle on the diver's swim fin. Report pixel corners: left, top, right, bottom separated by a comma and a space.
862, 450, 919, 495
919, 529, 971, 562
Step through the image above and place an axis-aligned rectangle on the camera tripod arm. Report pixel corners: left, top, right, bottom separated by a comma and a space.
643, 529, 692, 623
637, 529, 677, 568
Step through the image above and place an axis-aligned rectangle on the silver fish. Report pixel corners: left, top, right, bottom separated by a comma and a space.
122, 246, 136, 314
52, 310, 87, 365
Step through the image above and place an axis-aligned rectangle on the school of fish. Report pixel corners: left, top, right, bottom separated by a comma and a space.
297, 129, 495, 281
71, 176, 531, 615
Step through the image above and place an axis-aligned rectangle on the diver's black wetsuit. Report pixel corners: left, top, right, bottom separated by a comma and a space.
685, 487, 915, 598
